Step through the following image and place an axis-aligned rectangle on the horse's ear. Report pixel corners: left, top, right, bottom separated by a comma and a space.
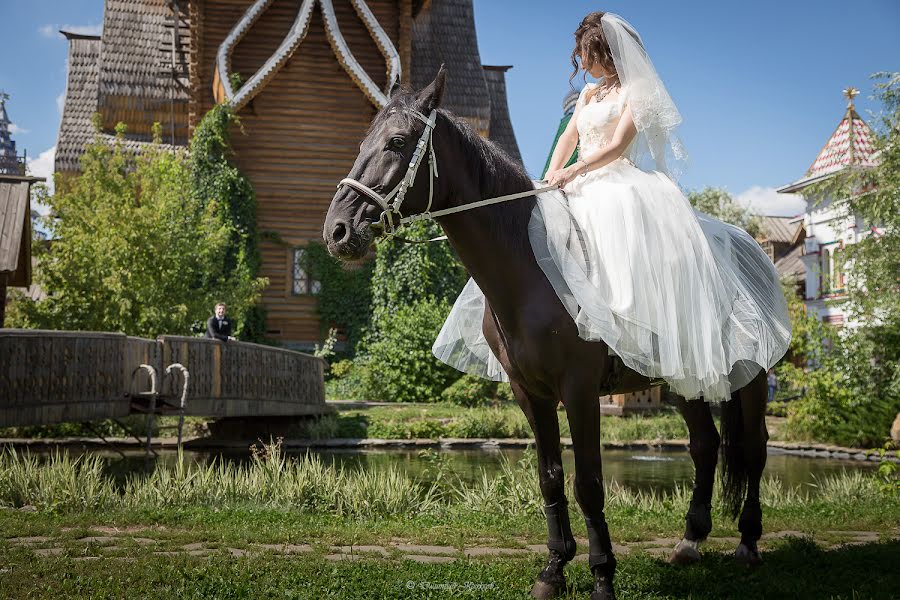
388, 80, 403, 99
416, 64, 446, 112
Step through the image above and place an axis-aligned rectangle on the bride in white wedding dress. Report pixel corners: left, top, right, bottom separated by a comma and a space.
433, 12, 791, 403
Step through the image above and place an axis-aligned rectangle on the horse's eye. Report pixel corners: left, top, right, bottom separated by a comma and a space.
389, 137, 406, 151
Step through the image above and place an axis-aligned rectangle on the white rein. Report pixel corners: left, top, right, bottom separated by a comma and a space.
337, 107, 557, 240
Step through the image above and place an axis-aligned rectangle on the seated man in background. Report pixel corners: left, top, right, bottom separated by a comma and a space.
206, 302, 236, 341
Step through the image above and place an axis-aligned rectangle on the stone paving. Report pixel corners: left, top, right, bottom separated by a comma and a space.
2, 529, 895, 563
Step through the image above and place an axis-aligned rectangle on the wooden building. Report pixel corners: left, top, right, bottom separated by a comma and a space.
56, 0, 522, 350
0, 175, 44, 326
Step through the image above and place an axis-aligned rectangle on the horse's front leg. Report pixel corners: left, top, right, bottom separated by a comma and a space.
562, 374, 617, 600
669, 396, 720, 565
510, 381, 575, 600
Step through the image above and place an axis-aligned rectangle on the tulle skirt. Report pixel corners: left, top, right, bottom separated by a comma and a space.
432, 158, 792, 402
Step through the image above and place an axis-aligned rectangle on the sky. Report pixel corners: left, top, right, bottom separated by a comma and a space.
2, 0, 898, 217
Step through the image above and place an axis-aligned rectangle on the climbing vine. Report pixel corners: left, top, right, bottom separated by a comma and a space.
301, 241, 375, 354
189, 104, 267, 340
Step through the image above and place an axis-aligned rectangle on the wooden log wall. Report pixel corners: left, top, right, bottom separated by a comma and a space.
194, 0, 411, 346
0, 329, 328, 428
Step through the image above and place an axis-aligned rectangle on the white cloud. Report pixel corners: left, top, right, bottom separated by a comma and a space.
26, 146, 56, 206
736, 186, 806, 217
39, 23, 102, 39
57, 91, 66, 114
8, 123, 29, 135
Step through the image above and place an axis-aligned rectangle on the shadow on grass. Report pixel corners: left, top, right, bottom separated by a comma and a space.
600, 537, 900, 600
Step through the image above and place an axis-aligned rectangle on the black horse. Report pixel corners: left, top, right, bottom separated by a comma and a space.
324, 68, 769, 600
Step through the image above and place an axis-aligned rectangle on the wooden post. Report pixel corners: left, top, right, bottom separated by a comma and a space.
0, 272, 7, 326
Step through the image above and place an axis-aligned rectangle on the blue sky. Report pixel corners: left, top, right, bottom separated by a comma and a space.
2, 0, 898, 216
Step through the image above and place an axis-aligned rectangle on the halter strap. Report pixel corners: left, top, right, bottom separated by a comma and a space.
337, 106, 558, 239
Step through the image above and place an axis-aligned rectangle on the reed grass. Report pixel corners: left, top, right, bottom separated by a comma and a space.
0, 441, 891, 519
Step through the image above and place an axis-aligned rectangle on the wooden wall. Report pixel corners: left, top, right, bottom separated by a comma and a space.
194, 0, 411, 347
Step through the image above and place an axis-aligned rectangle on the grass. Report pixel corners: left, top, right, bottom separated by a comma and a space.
0, 441, 896, 544
0, 439, 896, 598
304, 403, 694, 442
0, 527, 897, 599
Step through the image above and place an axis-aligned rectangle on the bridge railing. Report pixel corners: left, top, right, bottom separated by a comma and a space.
0, 329, 328, 427
158, 336, 326, 417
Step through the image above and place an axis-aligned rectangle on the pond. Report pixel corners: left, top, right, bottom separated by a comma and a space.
18, 445, 876, 495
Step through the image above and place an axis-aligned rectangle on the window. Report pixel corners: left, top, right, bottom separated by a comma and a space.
292, 248, 321, 295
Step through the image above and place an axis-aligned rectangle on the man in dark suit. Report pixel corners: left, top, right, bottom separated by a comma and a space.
206, 302, 236, 341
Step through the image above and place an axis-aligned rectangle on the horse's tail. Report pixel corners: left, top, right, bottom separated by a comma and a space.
719, 394, 747, 520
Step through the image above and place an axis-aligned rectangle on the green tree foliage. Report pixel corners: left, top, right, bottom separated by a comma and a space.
8, 119, 266, 338
776, 290, 896, 447
357, 297, 460, 403
325, 221, 469, 401
687, 186, 762, 238
368, 220, 468, 328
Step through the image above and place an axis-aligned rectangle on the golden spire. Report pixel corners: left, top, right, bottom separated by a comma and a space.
843, 86, 859, 109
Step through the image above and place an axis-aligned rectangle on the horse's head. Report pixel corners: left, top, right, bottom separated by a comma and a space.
324, 66, 447, 260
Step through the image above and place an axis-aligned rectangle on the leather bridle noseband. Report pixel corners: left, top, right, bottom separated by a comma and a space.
337, 107, 439, 237
337, 106, 558, 240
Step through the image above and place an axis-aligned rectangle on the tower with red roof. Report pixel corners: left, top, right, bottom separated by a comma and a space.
778, 87, 880, 327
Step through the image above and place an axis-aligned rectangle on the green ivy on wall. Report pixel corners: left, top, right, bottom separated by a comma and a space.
189, 104, 267, 341
301, 241, 375, 354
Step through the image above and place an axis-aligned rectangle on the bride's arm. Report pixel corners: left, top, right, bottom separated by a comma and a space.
546, 113, 579, 175
551, 105, 638, 187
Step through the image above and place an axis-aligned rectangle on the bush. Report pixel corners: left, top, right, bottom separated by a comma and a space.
441, 374, 499, 407
446, 408, 532, 438
357, 298, 461, 402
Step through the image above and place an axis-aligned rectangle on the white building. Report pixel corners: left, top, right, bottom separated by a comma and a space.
777, 88, 879, 327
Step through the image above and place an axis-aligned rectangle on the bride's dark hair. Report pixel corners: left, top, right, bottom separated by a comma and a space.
569, 12, 617, 101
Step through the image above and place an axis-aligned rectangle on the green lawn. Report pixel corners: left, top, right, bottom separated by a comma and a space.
1, 525, 897, 599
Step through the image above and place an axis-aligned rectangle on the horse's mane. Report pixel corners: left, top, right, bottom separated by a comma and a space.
372, 90, 537, 252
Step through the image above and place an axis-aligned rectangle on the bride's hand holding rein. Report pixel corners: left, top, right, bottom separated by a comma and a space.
546, 162, 584, 188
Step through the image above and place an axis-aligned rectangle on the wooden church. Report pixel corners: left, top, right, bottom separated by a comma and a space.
56, 0, 522, 350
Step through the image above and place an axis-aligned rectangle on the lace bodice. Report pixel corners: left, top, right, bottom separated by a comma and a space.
576, 84, 628, 155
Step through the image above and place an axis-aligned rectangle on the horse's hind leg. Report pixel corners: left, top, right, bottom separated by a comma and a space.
669, 396, 720, 565
734, 372, 768, 565
562, 376, 617, 600
510, 382, 575, 600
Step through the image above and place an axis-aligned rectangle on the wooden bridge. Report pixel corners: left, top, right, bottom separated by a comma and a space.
0, 329, 329, 429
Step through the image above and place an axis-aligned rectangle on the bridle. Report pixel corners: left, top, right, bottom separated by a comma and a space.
336, 106, 558, 240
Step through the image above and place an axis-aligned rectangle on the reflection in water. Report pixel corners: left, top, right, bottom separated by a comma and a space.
17, 446, 875, 496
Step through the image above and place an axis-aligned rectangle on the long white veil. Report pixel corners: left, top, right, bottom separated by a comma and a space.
601, 13, 688, 180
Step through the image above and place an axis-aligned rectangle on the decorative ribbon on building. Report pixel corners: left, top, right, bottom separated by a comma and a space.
213, 0, 401, 111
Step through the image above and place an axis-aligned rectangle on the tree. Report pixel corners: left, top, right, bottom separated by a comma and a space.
8, 120, 266, 338
687, 187, 762, 239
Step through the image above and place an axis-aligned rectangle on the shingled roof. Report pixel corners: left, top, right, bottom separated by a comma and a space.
411, 0, 491, 135
483, 66, 522, 164
56, 33, 102, 174
97, 0, 190, 141
758, 215, 802, 244
778, 88, 879, 193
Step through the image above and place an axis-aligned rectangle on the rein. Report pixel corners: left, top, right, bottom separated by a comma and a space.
337, 107, 558, 244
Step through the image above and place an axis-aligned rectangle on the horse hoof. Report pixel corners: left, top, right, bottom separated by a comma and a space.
668, 538, 701, 565
590, 575, 616, 600
531, 578, 565, 599
734, 543, 763, 566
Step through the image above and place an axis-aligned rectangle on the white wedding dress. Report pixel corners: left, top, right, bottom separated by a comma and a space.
433, 83, 792, 402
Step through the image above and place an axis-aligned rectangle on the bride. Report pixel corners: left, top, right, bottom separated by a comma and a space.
433, 12, 791, 402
